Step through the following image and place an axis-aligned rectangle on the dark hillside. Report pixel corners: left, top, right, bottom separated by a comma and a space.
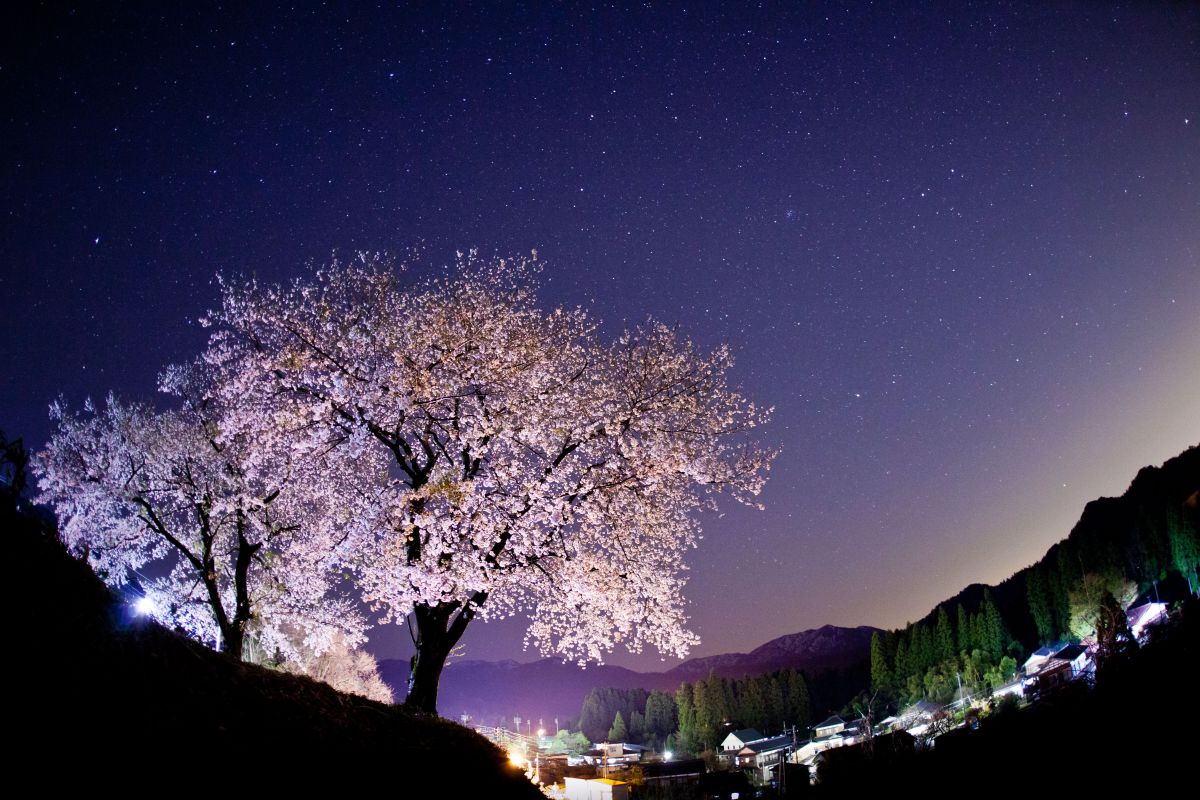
817, 596, 1200, 790
4, 482, 540, 793
915, 444, 1199, 647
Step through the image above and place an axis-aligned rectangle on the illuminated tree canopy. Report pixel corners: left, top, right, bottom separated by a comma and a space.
35, 395, 365, 663
198, 251, 775, 711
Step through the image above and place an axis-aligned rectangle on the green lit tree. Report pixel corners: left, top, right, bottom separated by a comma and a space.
609, 711, 628, 742
1168, 504, 1200, 594
935, 607, 956, 664
674, 683, 700, 755
870, 632, 893, 696
1069, 573, 1137, 640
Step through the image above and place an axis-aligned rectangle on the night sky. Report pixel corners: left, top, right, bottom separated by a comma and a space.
3, 2, 1198, 671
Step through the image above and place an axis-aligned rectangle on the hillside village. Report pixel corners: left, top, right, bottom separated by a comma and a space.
479, 585, 1184, 798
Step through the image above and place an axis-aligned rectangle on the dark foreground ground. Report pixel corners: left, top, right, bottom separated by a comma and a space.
4, 494, 540, 795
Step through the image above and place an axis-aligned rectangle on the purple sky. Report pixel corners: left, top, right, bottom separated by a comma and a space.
3, 2, 1198, 670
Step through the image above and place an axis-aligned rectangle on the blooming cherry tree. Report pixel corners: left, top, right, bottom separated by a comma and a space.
34, 394, 364, 662
196, 251, 775, 711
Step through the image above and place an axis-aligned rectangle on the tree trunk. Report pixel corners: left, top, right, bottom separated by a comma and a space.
404, 598, 480, 713
405, 603, 453, 713
228, 510, 261, 663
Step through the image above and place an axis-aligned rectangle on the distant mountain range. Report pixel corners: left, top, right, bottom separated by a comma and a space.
379, 624, 879, 723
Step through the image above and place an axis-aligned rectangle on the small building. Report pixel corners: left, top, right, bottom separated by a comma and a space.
564, 777, 630, 800
737, 734, 795, 782
1022, 641, 1068, 676
720, 728, 765, 751
1052, 644, 1091, 678
790, 735, 838, 767
813, 716, 847, 738
1126, 601, 1167, 640
1035, 644, 1093, 693
790, 719, 864, 771
581, 743, 647, 767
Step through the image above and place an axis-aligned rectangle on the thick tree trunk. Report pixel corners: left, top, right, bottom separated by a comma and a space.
406, 642, 450, 713
405, 603, 454, 713
404, 598, 480, 713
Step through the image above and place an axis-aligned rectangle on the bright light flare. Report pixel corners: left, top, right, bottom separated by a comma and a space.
508, 750, 525, 768
134, 597, 156, 616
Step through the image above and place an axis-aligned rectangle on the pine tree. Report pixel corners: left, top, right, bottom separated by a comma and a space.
784, 669, 812, 730
1168, 504, 1200, 594
579, 690, 607, 742
608, 711, 628, 742
697, 672, 729, 750
982, 590, 1009, 660
739, 677, 766, 731
629, 710, 645, 743
935, 607, 955, 664
956, 604, 972, 653
894, 638, 910, 686
1026, 567, 1054, 642
645, 690, 677, 741
870, 632, 893, 695
910, 623, 933, 674
971, 612, 989, 661
675, 683, 699, 755
762, 673, 785, 733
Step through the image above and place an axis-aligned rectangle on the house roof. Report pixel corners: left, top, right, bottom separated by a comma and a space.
814, 716, 845, 729
1054, 644, 1087, 661
1127, 602, 1166, 627
901, 699, 941, 717
725, 728, 764, 743
744, 734, 793, 754
1029, 641, 1069, 659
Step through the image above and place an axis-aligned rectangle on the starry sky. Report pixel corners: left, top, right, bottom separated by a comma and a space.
3, 2, 1198, 671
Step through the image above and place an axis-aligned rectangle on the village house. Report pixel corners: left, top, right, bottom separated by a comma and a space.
1034, 643, 1093, 692
812, 716, 848, 738
1022, 642, 1069, 676
789, 716, 865, 772
581, 742, 647, 768
718, 728, 765, 767
720, 728, 764, 751
735, 733, 795, 783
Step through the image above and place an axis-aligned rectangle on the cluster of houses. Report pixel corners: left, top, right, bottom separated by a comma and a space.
529, 592, 1177, 797
1021, 596, 1168, 694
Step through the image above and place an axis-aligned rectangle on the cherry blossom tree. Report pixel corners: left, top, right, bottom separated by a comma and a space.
34, 393, 364, 663
276, 626, 394, 703
196, 251, 775, 712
